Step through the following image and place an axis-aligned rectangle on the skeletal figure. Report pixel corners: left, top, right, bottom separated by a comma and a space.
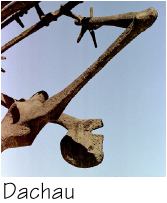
1, 4, 158, 168
1, 92, 104, 167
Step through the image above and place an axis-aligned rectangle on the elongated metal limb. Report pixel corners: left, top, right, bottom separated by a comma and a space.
42, 8, 157, 122
1, 2, 12, 10
1, 8, 157, 168
1, 2, 41, 29
1, 1, 40, 22
1, 1, 83, 53
75, 8, 158, 46
34, 3, 45, 20
1, 7, 157, 150
1, 2, 39, 32
2, 10, 23, 29
74, 7, 158, 29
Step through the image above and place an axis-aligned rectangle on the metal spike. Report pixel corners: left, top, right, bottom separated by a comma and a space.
77, 24, 87, 43
89, 7, 97, 47
35, 3, 45, 20
89, 30, 97, 48
90, 7, 93, 17
15, 16, 24, 28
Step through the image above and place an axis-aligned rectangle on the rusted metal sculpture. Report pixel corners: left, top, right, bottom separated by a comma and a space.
1, 2, 158, 168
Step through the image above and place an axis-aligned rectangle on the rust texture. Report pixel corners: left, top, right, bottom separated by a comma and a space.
1, 1, 83, 53
1, 2, 158, 168
1, 1, 11, 10
53, 114, 104, 168
1, 1, 40, 22
1, 92, 104, 168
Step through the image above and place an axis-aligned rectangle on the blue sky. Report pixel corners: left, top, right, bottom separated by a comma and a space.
1, 1, 166, 177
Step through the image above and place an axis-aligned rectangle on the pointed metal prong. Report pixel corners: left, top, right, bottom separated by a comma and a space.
89, 30, 97, 48
77, 26, 87, 43
35, 3, 45, 20
15, 16, 24, 28
90, 7, 93, 17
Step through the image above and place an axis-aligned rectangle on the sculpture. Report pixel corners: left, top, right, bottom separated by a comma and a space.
1, 2, 158, 168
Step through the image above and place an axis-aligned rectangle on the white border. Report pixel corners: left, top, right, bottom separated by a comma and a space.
1, 0, 167, 202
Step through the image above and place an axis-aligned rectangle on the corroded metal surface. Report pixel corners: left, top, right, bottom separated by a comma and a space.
1, 93, 104, 168
1, 1, 83, 53
1, 3, 158, 168
1, 1, 40, 22
1, 1, 11, 9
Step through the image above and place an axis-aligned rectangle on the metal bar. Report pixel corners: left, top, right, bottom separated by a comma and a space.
1, 1, 40, 22
1, 1, 83, 53
44, 8, 158, 119
75, 8, 158, 29
1, 1, 11, 9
